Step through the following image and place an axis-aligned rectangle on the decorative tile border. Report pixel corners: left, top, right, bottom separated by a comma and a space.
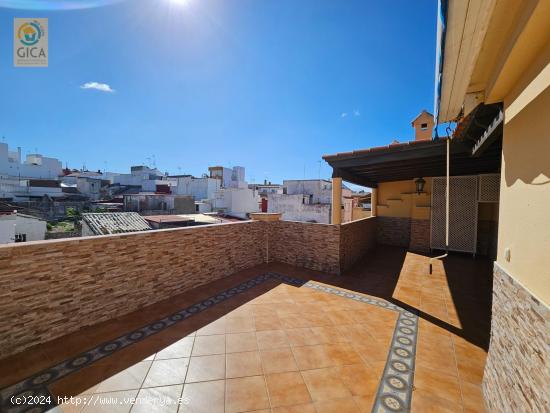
0, 272, 418, 413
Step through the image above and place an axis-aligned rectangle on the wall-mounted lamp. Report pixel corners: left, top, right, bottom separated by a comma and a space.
415, 177, 426, 194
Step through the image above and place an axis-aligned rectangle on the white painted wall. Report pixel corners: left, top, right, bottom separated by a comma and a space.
0, 143, 62, 179
267, 193, 331, 223
0, 214, 16, 243
213, 187, 259, 218
195, 202, 212, 213
76, 177, 103, 200
0, 177, 63, 201
283, 180, 333, 203
15, 215, 46, 241
0, 213, 46, 244
141, 179, 177, 192
174, 177, 221, 200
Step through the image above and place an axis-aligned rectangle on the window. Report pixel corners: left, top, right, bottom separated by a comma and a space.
15, 234, 27, 243
420, 123, 428, 130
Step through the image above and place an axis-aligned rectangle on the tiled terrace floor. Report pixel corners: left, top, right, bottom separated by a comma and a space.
0, 247, 492, 413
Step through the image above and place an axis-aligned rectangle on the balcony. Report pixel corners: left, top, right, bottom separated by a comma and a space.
0, 217, 491, 412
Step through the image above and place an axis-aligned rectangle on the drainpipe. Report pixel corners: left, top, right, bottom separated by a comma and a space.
430, 137, 449, 274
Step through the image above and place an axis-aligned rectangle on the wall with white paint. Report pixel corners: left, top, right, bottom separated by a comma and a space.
267, 193, 331, 223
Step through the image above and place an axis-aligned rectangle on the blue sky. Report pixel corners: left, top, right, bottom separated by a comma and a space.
0, 0, 438, 187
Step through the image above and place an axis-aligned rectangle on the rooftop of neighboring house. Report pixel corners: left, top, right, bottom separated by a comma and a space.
143, 213, 241, 225
82, 212, 152, 235
0, 201, 16, 215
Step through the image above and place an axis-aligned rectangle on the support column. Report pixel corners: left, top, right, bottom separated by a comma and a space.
371, 188, 377, 217
331, 177, 342, 225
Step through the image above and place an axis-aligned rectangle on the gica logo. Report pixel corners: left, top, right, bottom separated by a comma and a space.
17, 20, 46, 58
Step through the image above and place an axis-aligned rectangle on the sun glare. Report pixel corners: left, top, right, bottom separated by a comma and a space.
169, 0, 189, 6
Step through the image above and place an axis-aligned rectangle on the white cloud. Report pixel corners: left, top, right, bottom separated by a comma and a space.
80, 82, 115, 93
341, 112, 348, 118
353, 109, 361, 117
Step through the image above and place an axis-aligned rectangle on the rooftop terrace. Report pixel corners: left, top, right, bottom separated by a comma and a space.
0, 217, 491, 413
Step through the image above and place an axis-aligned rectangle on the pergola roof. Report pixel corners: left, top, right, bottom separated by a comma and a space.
322, 104, 502, 188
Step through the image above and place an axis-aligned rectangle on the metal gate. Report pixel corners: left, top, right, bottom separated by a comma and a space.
431, 175, 478, 254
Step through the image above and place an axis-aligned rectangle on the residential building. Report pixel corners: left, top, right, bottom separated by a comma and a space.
266, 179, 352, 223
171, 175, 221, 201
143, 213, 227, 229
81, 212, 152, 236
194, 201, 212, 213
208, 165, 247, 188
76, 177, 110, 201
267, 193, 331, 223
212, 186, 259, 219
60, 170, 103, 185
0, 178, 64, 202
350, 192, 372, 221
249, 181, 283, 196
0, 203, 46, 244
208, 165, 233, 188
123, 193, 195, 215
106, 166, 168, 190
0, 142, 62, 179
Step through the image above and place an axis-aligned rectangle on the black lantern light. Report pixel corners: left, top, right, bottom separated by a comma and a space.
415, 177, 426, 194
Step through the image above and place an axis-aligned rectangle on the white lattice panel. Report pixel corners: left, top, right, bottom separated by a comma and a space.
479, 174, 500, 203
431, 176, 478, 254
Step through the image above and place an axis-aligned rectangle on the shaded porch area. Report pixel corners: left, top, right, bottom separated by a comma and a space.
0, 247, 491, 413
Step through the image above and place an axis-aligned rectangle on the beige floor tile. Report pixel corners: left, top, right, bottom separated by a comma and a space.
226, 316, 256, 334
132, 384, 182, 413
196, 319, 226, 336
353, 394, 376, 412
95, 361, 151, 393
272, 403, 316, 413
460, 380, 486, 412
226, 332, 258, 353
265, 371, 312, 407
414, 366, 462, 405
185, 355, 225, 383
291, 345, 334, 370
311, 326, 349, 344
226, 351, 263, 378
411, 389, 464, 412
285, 328, 322, 346
191, 335, 225, 356
155, 337, 194, 360
256, 330, 289, 349
337, 364, 379, 397
314, 398, 361, 413
301, 367, 352, 401
254, 314, 283, 331
225, 376, 270, 413
260, 348, 298, 374
142, 358, 189, 388
81, 390, 138, 413
181, 380, 225, 413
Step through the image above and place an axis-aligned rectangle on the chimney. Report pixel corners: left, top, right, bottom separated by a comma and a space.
411, 110, 434, 141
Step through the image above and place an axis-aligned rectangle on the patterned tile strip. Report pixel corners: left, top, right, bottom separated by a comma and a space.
0, 272, 418, 413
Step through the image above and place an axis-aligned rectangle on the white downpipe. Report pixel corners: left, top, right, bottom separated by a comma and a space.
430, 137, 449, 274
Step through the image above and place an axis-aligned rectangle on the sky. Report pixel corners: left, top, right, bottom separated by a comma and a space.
0, 0, 439, 188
